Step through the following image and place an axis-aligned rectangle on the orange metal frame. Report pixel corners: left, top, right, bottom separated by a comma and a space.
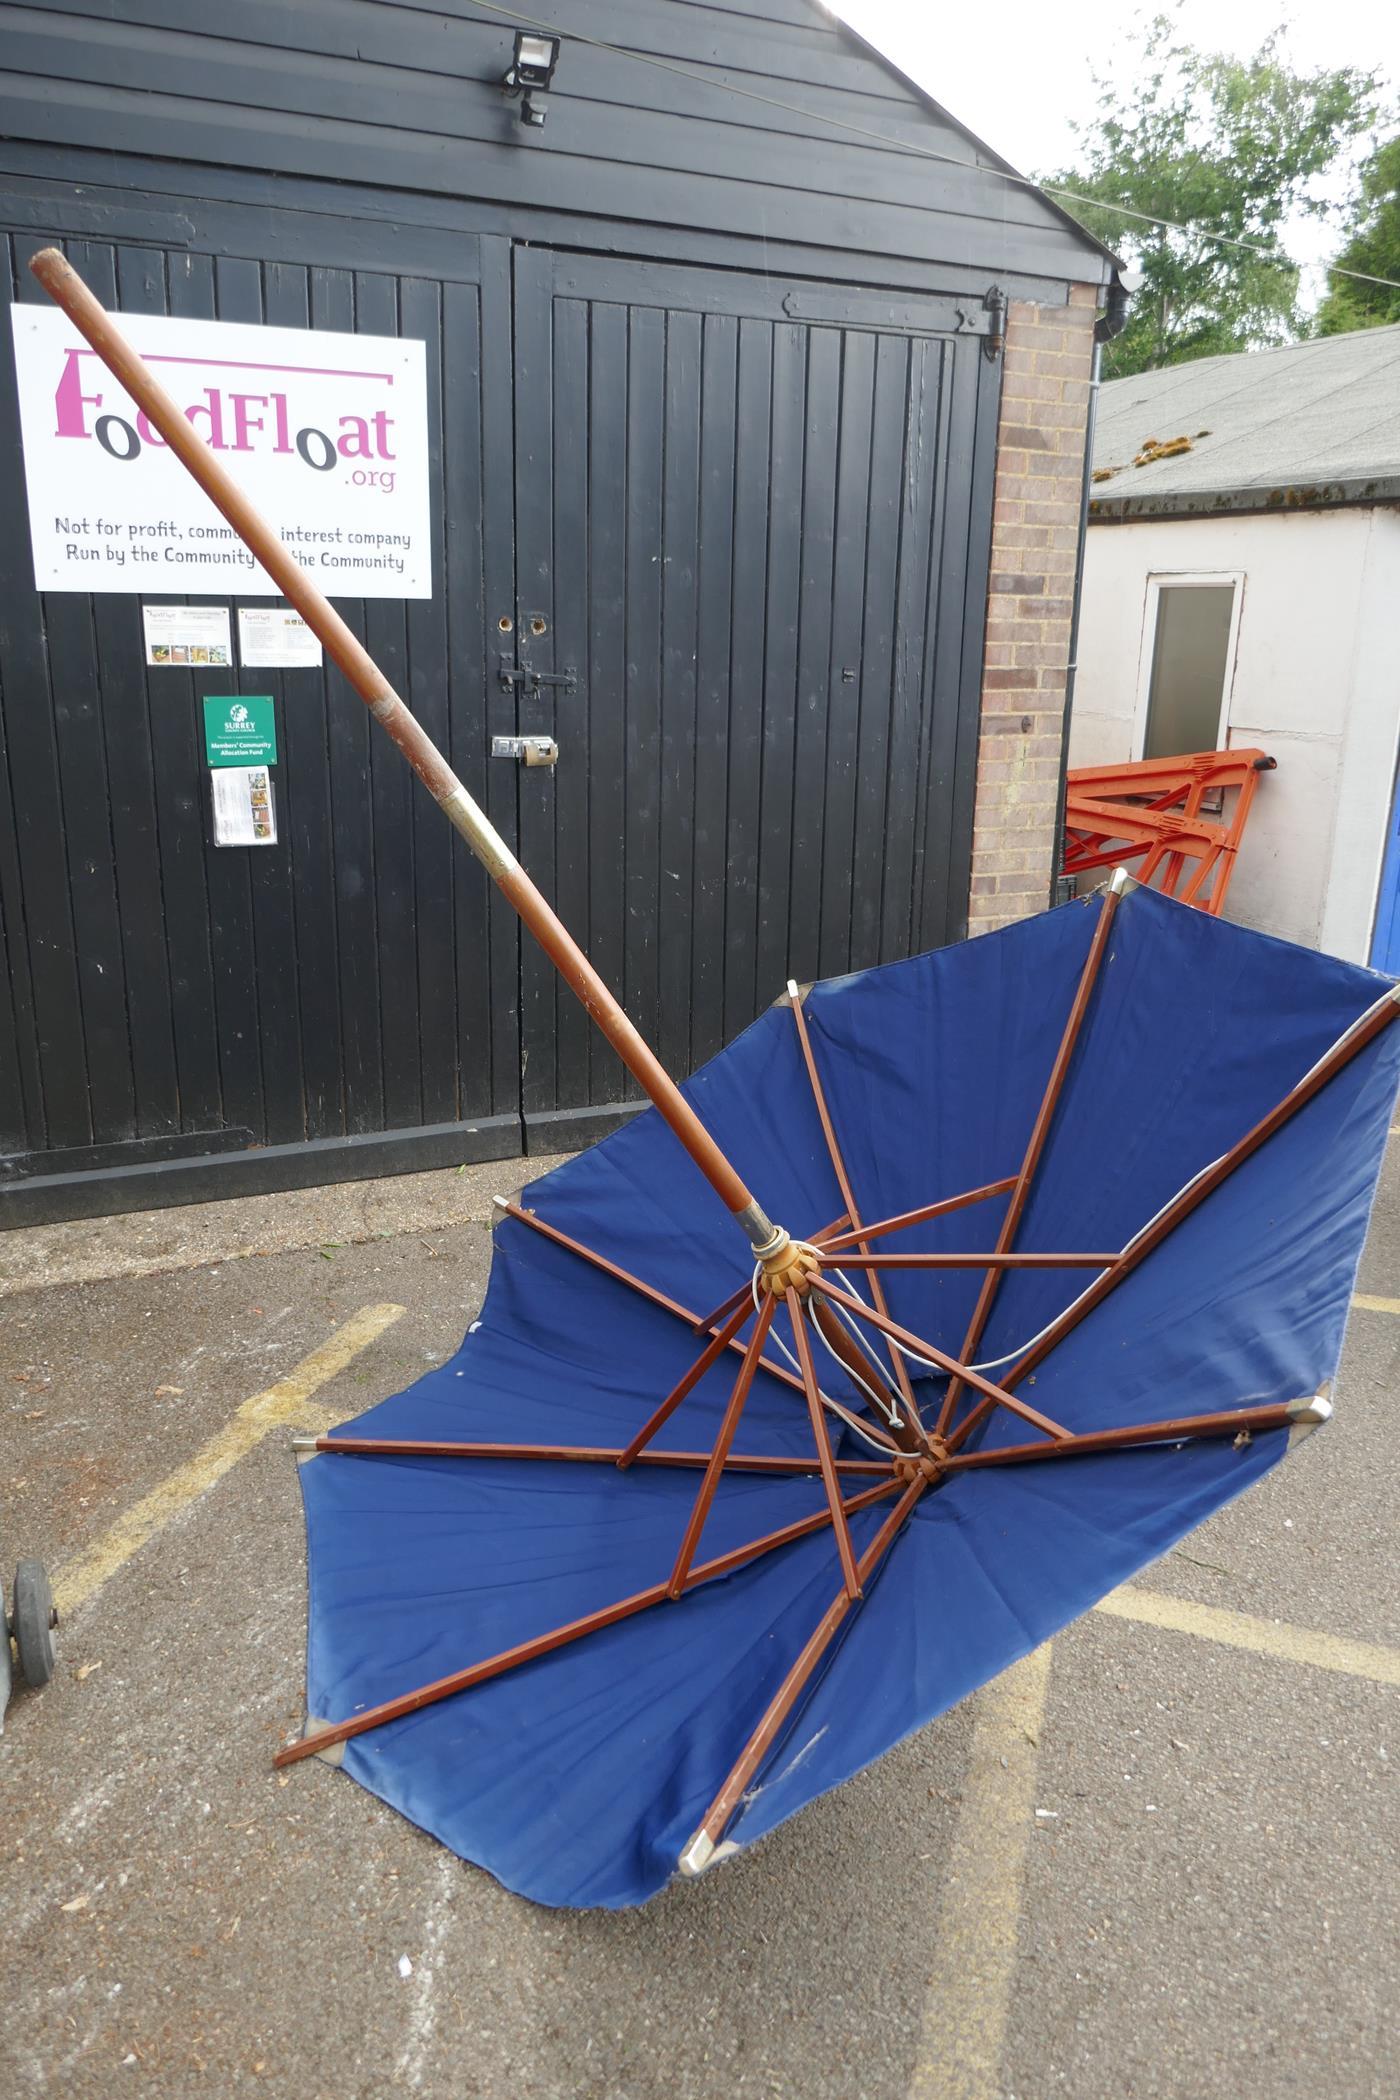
1063, 748, 1275, 915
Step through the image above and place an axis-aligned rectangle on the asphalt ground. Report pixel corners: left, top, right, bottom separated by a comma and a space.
2, 1136, 1398, 2100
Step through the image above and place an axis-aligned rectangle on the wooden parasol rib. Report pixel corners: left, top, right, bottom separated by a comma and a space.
935, 876, 1123, 1438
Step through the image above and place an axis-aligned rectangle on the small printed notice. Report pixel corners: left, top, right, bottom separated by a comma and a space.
211, 765, 276, 847
143, 603, 231, 667
203, 694, 277, 768
237, 606, 322, 668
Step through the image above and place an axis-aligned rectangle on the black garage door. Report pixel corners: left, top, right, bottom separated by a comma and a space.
511, 250, 999, 1150
0, 195, 999, 1218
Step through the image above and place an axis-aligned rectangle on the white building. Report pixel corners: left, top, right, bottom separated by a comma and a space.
1070, 326, 1400, 970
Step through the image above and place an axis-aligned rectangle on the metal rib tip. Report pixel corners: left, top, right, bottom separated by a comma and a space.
786, 979, 801, 1000
678, 1830, 715, 1878
1109, 866, 1134, 896
304, 1717, 346, 1768
1285, 1392, 1333, 1428
491, 1194, 511, 1211
290, 1434, 320, 1452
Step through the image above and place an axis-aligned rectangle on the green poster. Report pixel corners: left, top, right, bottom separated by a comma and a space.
203, 694, 277, 768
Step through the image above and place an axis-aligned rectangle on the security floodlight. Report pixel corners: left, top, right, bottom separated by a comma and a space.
502, 31, 560, 127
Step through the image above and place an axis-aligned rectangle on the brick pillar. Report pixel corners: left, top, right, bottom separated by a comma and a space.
966, 287, 1099, 936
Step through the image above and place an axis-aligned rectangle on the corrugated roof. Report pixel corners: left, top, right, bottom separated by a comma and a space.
1088, 324, 1400, 521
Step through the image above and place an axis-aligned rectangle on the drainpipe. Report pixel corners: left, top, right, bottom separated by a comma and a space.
1052, 270, 1135, 902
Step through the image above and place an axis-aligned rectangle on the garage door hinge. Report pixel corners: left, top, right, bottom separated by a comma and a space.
972, 284, 1006, 361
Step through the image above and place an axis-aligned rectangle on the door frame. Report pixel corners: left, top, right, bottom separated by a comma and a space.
1131, 570, 1245, 761
1369, 751, 1400, 973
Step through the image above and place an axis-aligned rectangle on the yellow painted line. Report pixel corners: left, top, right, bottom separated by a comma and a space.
1352, 1292, 1400, 1316
1094, 1586, 1400, 1689
54, 1303, 405, 1618
909, 1643, 1052, 2100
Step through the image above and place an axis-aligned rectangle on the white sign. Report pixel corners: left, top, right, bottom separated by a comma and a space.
142, 603, 232, 667
9, 305, 430, 597
211, 765, 277, 847
238, 606, 322, 668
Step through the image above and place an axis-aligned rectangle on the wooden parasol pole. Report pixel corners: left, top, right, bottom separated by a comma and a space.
26, 248, 788, 1258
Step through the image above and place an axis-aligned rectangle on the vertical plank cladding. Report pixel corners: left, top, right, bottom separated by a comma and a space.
401, 271, 457, 1130
2, 234, 93, 1152
754, 320, 805, 1014
262, 257, 339, 1142
786, 321, 841, 988
91, 243, 179, 1142
312, 261, 382, 1139
204, 250, 269, 1143
690, 308, 738, 1072
0, 200, 517, 1195
583, 300, 630, 1107
31, 237, 138, 1148
846, 332, 905, 975
723, 316, 772, 1044
474, 238, 523, 1128
623, 303, 666, 1097
0, 681, 43, 1153
514, 251, 1000, 1134
512, 246, 559, 1122
0, 1, 1113, 287
358, 270, 419, 1140
657, 306, 702, 1086
146, 246, 225, 1135
229, 265, 306, 1151
544, 295, 592, 1110
817, 327, 876, 978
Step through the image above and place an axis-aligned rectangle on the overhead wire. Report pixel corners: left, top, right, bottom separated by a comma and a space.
467, 0, 1400, 299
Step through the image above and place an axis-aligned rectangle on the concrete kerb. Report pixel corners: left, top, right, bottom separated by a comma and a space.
0, 1153, 568, 1299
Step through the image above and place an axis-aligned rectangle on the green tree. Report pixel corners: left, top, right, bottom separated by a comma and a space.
1045, 15, 1377, 378
1316, 135, 1400, 334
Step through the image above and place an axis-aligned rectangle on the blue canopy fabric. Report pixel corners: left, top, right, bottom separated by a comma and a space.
296, 885, 1399, 1907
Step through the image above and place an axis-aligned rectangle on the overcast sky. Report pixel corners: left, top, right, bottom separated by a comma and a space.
832, 1, 1400, 293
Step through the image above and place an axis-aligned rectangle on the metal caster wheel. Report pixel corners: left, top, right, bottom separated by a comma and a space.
11, 1560, 58, 1690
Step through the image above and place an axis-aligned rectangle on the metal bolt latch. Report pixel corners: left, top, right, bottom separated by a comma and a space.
492, 735, 559, 768
497, 654, 578, 698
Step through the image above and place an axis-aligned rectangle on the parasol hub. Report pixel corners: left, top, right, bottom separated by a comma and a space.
894, 1443, 946, 1487
755, 1230, 821, 1298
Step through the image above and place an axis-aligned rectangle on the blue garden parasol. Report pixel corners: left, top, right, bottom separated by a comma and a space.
287, 881, 1398, 1907
33, 252, 1400, 1913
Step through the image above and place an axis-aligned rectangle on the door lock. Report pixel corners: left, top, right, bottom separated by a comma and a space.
492, 735, 559, 768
